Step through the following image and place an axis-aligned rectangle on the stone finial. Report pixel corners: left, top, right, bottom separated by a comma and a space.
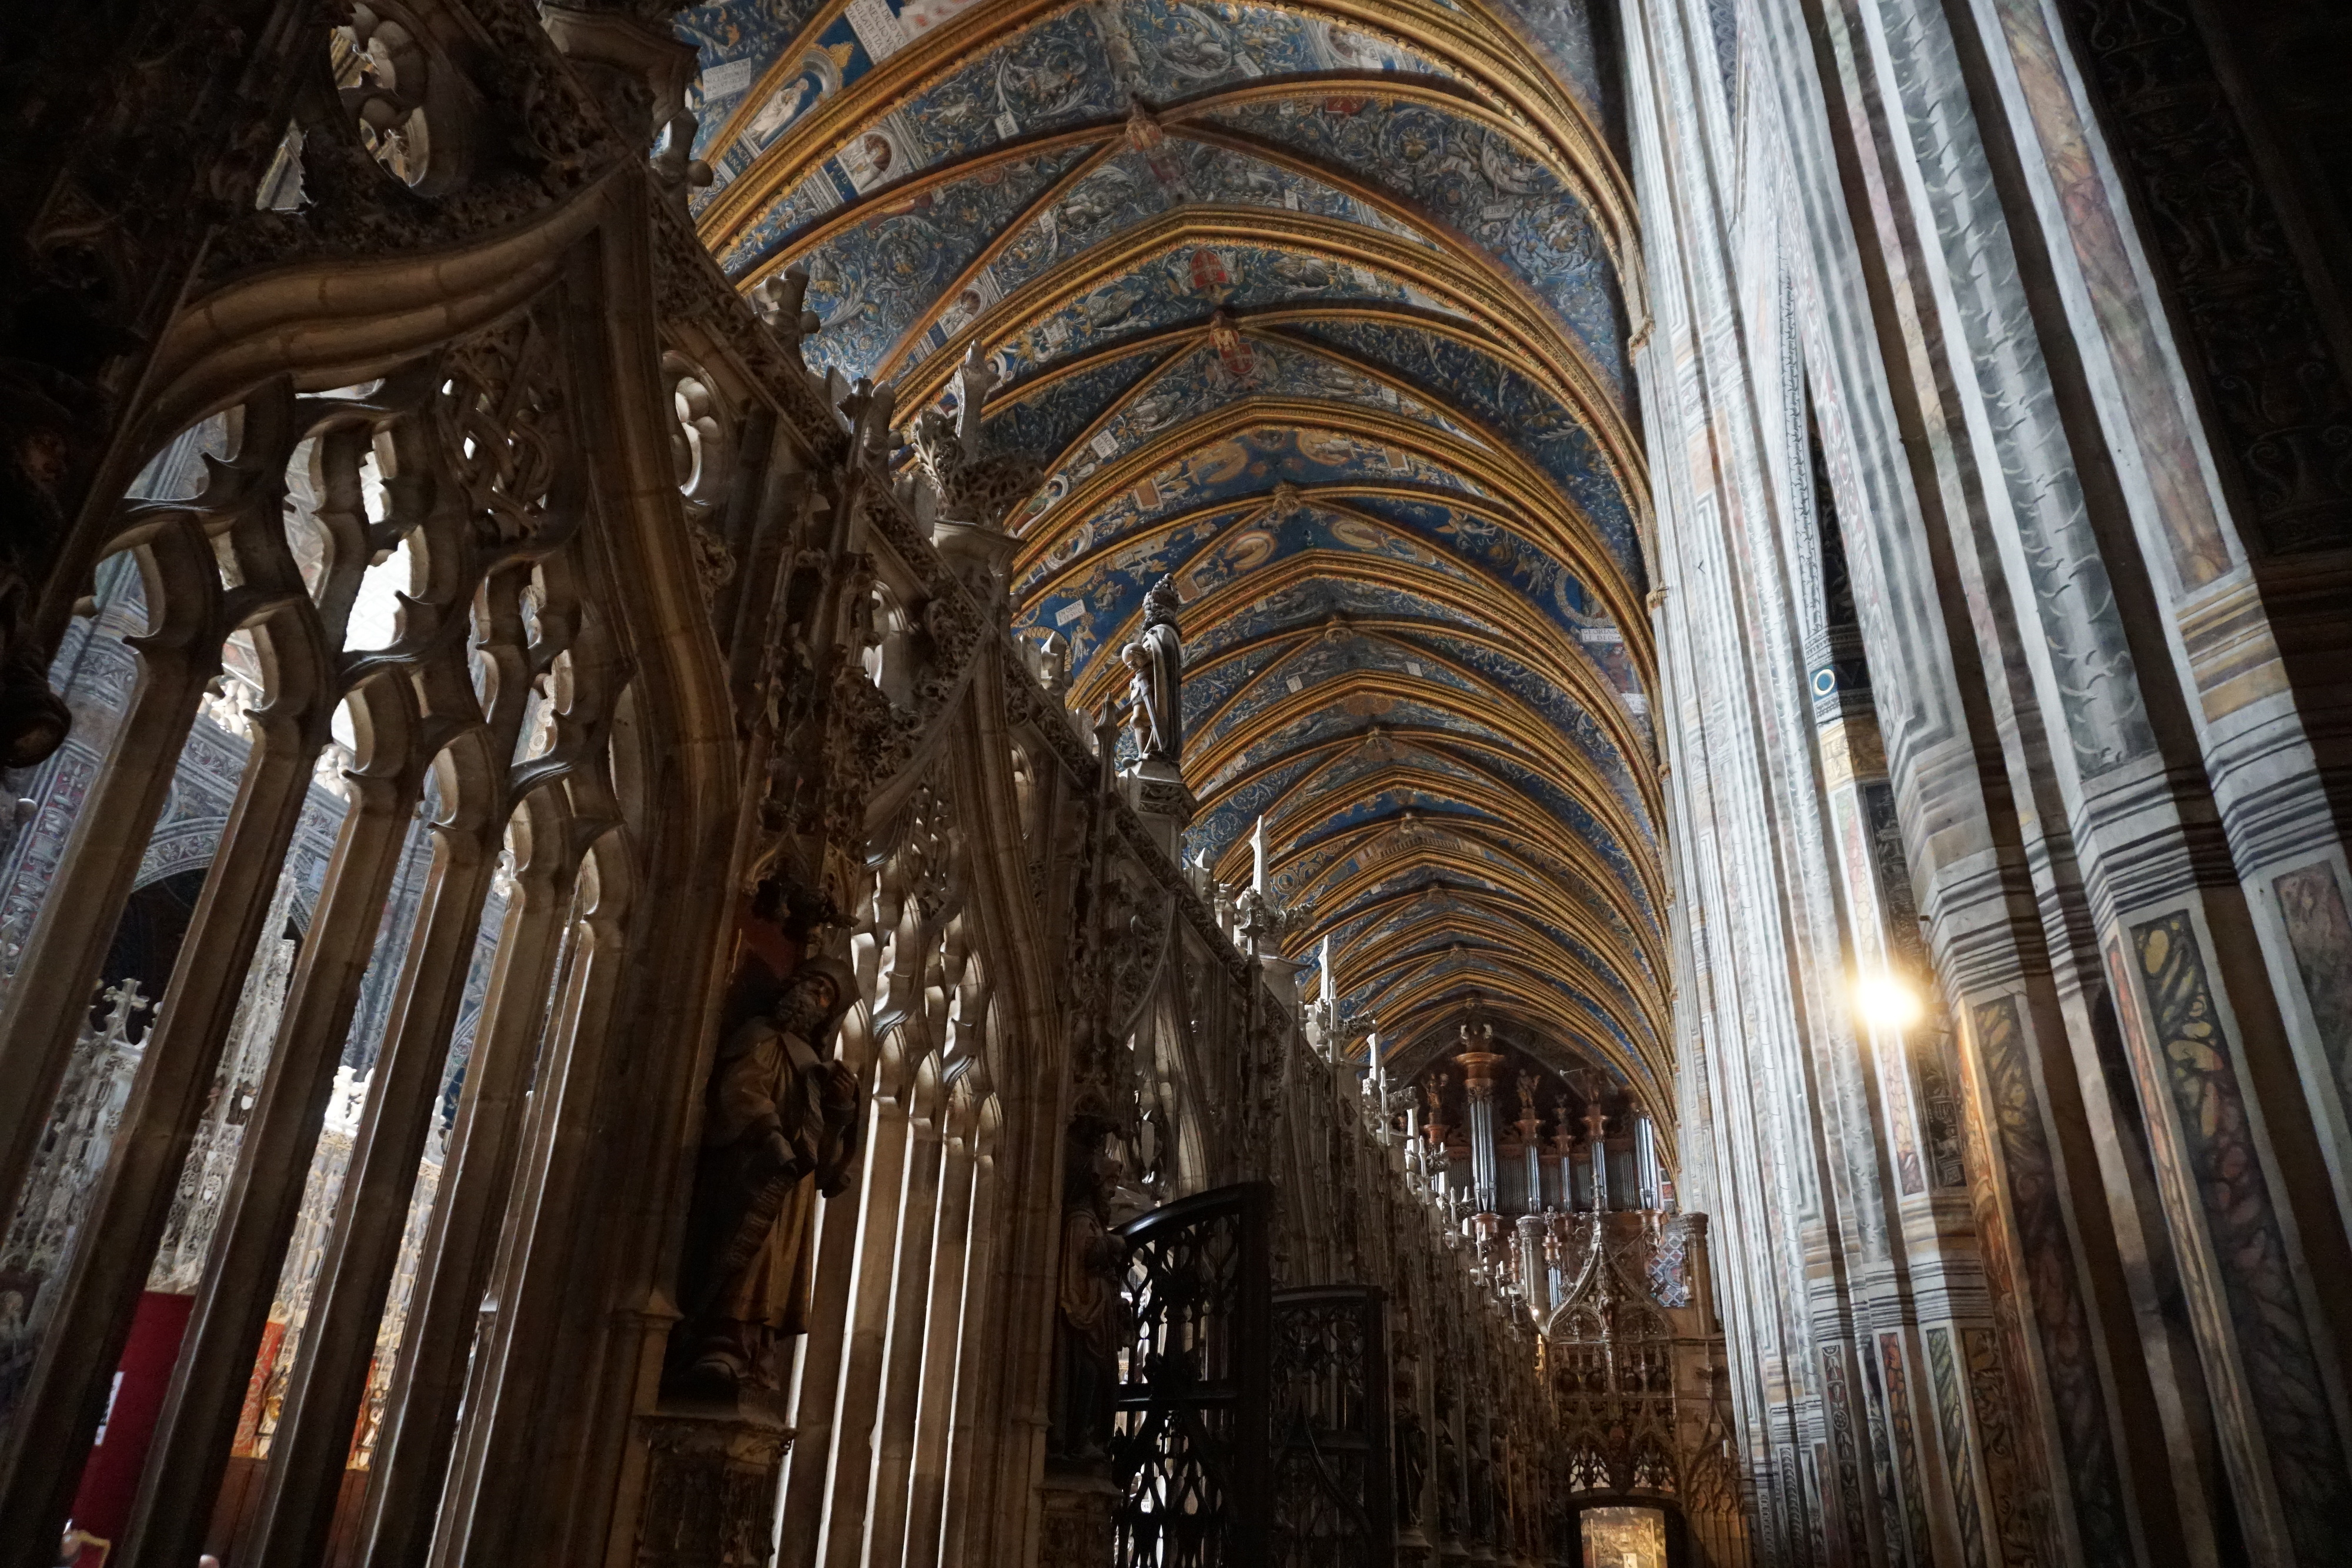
948, 340, 998, 447
752, 266, 822, 357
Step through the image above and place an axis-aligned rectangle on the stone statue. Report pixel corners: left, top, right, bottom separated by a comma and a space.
1392, 1363, 1428, 1527
1121, 576, 1183, 764
681, 959, 861, 1396
1052, 1142, 1132, 1462
1435, 1406, 1462, 1539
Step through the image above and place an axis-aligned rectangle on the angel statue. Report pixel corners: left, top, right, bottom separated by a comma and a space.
1121, 576, 1184, 764
677, 959, 862, 1396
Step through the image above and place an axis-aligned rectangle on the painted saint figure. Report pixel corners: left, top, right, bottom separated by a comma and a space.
1122, 575, 1184, 765
680, 961, 861, 1395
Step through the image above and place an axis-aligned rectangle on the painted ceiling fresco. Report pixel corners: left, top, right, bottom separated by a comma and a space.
681, 0, 1669, 1114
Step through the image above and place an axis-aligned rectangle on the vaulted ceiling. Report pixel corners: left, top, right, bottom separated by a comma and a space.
677, 0, 1669, 1115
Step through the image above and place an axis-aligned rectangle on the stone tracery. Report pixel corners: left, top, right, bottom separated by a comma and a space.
0, 0, 2346, 1562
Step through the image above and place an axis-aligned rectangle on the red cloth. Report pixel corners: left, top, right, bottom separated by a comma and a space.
69, 1291, 195, 1552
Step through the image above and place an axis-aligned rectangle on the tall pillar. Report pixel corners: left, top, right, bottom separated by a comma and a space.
1465, 1092, 1498, 1217
1513, 1073, 1544, 1216
1516, 1216, 1549, 1319
1633, 1114, 1661, 1211
1455, 1025, 1504, 1216
1581, 1103, 1609, 1213
1551, 1113, 1575, 1215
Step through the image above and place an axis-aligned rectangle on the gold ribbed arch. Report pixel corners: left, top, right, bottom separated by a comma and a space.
694, 0, 1636, 263
689, 0, 1669, 1114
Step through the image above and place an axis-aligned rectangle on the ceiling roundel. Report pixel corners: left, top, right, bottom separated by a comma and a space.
679, 0, 1669, 1111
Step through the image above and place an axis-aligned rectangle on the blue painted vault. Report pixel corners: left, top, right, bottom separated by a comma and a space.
681, 0, 1669, 1106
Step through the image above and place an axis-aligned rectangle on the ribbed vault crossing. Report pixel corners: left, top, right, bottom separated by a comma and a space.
677, 0, 1666, 1116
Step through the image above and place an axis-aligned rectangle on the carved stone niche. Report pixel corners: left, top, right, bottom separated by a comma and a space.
633, 1409, 793, 1568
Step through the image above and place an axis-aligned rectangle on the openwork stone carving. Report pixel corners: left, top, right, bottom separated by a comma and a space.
907, 344, 1041, 533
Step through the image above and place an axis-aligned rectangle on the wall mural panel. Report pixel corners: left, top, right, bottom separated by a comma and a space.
2122, 917, 2352, 1554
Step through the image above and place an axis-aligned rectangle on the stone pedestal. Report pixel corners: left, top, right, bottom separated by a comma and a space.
1035, 1470, 1122, 1568
929, 517, 1020, 597
633, 1408, 793, 1568
1257, 952, 1309, 1008
1121, 757, 1195, 859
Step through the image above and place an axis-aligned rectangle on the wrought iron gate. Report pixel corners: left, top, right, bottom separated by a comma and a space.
1111, 1182, 1271, 1567
1269, 1285, 1394, 1566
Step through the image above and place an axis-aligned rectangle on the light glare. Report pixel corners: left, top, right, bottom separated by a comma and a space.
1853, 973, 1923, 1029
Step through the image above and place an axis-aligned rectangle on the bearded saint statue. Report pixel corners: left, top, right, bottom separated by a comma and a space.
1053, 1140, 1132, 1462
1121, 576, 1184, 764
681, 959, 861, 1395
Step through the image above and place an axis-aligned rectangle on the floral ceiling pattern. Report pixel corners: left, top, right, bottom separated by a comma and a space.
681, 0, 1668, 1109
